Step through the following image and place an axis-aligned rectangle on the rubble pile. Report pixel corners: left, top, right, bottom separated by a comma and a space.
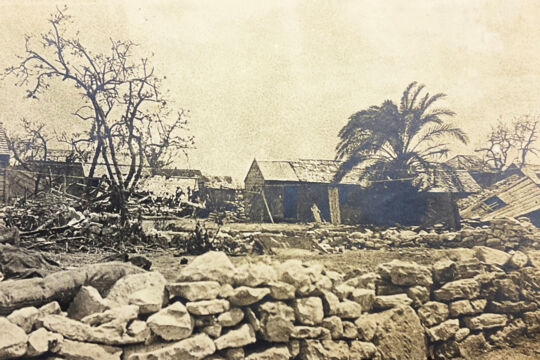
0, 249, 538, 359
208, 218, 540, 255
1, 193, 150, 253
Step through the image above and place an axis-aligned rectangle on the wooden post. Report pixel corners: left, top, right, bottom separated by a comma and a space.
328, 186, 341, 225
260, 188, 274, 224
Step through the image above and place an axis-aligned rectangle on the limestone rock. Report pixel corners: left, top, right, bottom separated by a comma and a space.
228, 286, 270, 306
268, 281, 296, 300
406, 286, 430, 308
39, 301, 62, 316
167, 281, 221, 301
0, 317, 27, 359
321, 316, 343, 339
379, 260, 433, 286
433, 279, 480, 301
508, 251, 529, 268
245, 307, 261, 332
147, 302, 194, 341
351, 289, 375, 312
26, 328, 63, 357
458, 333, 491, 358
106, 271, 167, 314
291, 326, 332, 339
258, 301, 295, 342
522, 309, 540, 334
214, 324, 256, 351
334, 300, 363, 318
187, 299, 230, 316
448, 299, 486, 317
320, 290, 340, 316
354, 315, 377, 341
245, 345, 291, 360
68, 286, 111, 320
224, 347, 244, 360
178, 251, 236, 284
464, 313, 507, 330
234, 262, 278, 287
41, 305, 147, 345
58, 339, 121, 360
455, 327, 470, 342
127, 320, 151, 340
417, 301, 448, 327
528, 250, 540, 268
300, 340, 350, 360
474, 246, 511, 267
202, 324, 222, 338
432, 260, 456, 285
374, 294, 413, 310
343, 272, 377, 290
362, 306, 427, 360
342, 321, 358, 339
294, 297, 324, 325
7, 306, 39, 333
349, 340, 377, 359
127, 333, 216, 360
218, 308, 244, 327
426, 319, 459, 342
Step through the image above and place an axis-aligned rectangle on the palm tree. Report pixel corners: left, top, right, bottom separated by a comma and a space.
334, 82, 469, 183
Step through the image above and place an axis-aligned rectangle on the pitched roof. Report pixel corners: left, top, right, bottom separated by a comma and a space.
460, 173, 540, 221
252, 159, 479, 192
255, 159, 368, 185
420, 165, 482, 193
0, 122, 9, 157
445, 154, 492, 171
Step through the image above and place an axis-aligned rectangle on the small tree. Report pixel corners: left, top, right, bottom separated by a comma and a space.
476, 115, 539, 170
475, 120, 513, 170
512, 115, 539, 167
6, 118, 52, 194
4, 8, 193, 216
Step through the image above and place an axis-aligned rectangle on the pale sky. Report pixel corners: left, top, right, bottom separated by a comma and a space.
1, 0, 540, 180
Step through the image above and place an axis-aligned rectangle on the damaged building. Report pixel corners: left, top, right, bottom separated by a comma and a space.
460, 168, 540, 227
244, 159, 480, 228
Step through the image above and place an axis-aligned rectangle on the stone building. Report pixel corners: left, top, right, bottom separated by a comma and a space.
244, 158, 480, 228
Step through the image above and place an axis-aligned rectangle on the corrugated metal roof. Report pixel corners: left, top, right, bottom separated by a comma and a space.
254, 159, 477, 192
0, 122, 9, 157
445, 154, 492, 171
424, 166, 482, 193
257, 161, 298, 182
460, 174, 540, 220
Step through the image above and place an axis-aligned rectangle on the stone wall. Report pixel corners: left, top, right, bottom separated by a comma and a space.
209, 217, 540, 255
0, 248, 538, 359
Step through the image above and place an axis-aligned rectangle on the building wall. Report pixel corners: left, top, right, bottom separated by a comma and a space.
0, 161, 7, 202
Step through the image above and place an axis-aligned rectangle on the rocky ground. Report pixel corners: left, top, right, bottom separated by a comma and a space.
42, 245, 539, 360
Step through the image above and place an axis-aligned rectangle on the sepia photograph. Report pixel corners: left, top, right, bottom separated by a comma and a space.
0, 1, 539, 359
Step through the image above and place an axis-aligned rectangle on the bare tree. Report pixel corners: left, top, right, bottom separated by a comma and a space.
143, 108, 195, 173
476, 116, 539, 170
512, 115, 539, 167
475, 120, 513, 170
6, 118, 51, 194
4, 8, 193, 216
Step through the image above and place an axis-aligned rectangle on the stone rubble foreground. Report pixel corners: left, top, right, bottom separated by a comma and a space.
0, 245, 539, 360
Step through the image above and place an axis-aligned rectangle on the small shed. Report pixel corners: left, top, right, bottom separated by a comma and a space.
0, 123, 9, 202
244, 159, 480, 228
